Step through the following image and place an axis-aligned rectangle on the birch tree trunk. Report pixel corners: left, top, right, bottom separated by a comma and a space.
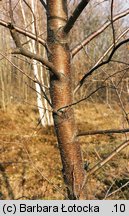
47, 0, 86, 199
20, 0, 53, 127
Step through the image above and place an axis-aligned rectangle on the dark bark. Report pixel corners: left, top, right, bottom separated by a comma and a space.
46, 0, 86, 199
64, 0, 90, 34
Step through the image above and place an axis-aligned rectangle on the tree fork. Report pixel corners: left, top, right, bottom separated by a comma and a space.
47, 0, 86, 199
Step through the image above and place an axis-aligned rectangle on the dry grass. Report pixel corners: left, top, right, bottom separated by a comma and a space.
0, 102, 129, 200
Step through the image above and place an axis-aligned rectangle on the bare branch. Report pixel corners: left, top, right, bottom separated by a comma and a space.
58, 86, 106, 112
104, 181, 129, 199
104, 66, 129, 83
12, 0, 21, 12
9, 24, 60, 78
22, 0, 39, 52
111, 59, 129, 65
111, 0, 116, 47
12, 48, 60, 78
34, 75, 52, 107
78, 128, 129, 137
8, 1, 59, 78
0, 19, 46, 47
39, 0, 47, 11
9, 0, 14, 24
0, 51, 54, 114
75, 27, 129, 92
74, 38, 129, 93
90, 28, 129, 70
110, 79, 129, 125
0, 50, 55, 94
71, 8, 129, 57
0, 51, 37, 83
88, 140, 129, 176
63, 0, 90, 34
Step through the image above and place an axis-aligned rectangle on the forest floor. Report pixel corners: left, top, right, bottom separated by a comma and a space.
0, 102, 129, 200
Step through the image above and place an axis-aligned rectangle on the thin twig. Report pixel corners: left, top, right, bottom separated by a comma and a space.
74, 38, 129, 94
87, 140, 129, 176
71, 8, 129, 57
78, 128, 129, 137
88, 28, 129, 70
111, 0, 116, 47
8, 13, 56, 75
23, 0, 39, 52
111, 80, 129, 125
58, 86, 106, 112
0, 19, 46, 47
0, 51, 36, 82
105, 181, 129, 199
39, 0, 47, 11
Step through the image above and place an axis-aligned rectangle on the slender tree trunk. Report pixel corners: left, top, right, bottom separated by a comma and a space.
20, 0, 52, 127
47, 0, 86, 199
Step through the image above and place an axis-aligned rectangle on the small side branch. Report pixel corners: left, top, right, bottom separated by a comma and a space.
0, 19, 46, 47
111, 0, 116, 47
9, 24, 60, 78
78, 128, 129, 137
88, 140, 129, 176
12, 47, 60, 78
104, 181, 129, 199
71, 8, 129, 57
0, 51, 38, 84
58, 86, 106, 112
74, 38, 129, 93
89, 28, 129, 71
63, 0, 90, 34
22, 0, 39, 52
39, 0, 47, 11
